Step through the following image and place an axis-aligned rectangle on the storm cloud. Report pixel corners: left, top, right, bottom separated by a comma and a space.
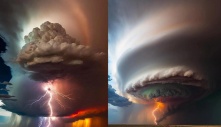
0, 0, 107, 126
108, 85, 132, 107
17, 21, 105, 81
109, 0, 221, 124
1, 21, 107, 118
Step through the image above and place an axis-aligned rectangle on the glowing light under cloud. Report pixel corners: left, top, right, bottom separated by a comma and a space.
68, 117, 106, 127
30, 81, 73, 127
152, 102, 164, 125
64, 107, 107, 127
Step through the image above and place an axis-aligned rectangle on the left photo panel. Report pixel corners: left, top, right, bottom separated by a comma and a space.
0, 0, 108, 127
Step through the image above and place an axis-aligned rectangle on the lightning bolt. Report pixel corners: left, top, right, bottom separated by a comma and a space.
29, 81, 73, 127
47, 86, 53, 127
38, 117, 43, 127
152, 102, 163, 125
30, 92, 48, 106
38, 117, 47, 127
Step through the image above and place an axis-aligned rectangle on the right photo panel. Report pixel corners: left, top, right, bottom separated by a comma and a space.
108, 0, 221, 125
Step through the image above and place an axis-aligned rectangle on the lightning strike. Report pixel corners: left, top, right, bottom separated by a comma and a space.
30, 92, 48, 106
38, 117, 43, 127
38, 117, 47, 127
30, 81, 73, 127
152, 102, 163, 125
47, 86, 53, 127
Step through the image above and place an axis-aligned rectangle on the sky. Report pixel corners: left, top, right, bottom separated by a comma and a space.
0, 36, 12, 121
0, 0, 107, 126
108, 0, 221, 124
1, 0, 221, 126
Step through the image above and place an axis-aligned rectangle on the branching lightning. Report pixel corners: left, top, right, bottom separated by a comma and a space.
30, 92, 48, 106
29, 81, 73, 127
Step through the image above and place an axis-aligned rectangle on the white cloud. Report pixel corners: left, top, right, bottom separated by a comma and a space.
0, 101, 11, 117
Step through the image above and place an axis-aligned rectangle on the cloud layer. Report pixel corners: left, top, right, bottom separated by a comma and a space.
17, 21, 97, 67
16, 21, 105, 81
1, 22, 107, 120
108, 85, 132, 107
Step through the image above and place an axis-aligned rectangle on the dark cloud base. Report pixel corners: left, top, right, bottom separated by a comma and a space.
108, 76, 132, 107
0, 37, 12, 95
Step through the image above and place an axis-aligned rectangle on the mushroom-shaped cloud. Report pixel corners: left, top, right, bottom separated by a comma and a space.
2, 21, 107, 120
17, 21, 105, 81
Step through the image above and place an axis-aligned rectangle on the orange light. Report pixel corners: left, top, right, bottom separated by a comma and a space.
152, 102, 164, 125
67, 116, 107, 127
66, 106, 107, 119
65, 106, 107, 127
71, 118, 91, 127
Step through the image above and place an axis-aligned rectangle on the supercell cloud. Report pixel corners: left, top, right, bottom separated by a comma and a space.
17, 21, 104, 81
0, 0, 107, 126
18, 21, 97, 67
109, 0, 221, 124
1, 21, 107, 122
